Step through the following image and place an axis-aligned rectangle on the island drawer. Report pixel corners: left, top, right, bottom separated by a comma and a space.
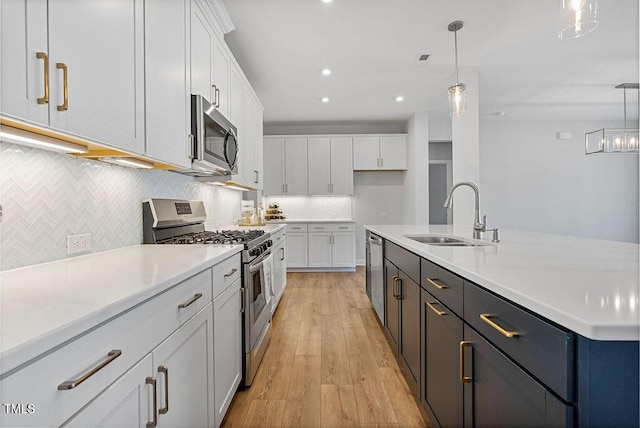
464, 281, 574, 401
421, 258, 463, 317
0, 268, 213, 427
385, 241, 420, 284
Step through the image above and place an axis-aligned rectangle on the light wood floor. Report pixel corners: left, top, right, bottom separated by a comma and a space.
222, 268, 431, 427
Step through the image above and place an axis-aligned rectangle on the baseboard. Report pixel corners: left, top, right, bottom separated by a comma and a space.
356, 258, 366, 266
286, 267, 356, 273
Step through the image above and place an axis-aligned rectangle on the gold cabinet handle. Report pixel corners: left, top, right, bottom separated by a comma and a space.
391, 275, 399, 298
56, 62, 68, 111
58, 349, 122, 390
224, 268, 238, 278
427, 278, 448, 290
178, 293, 202, 309
158, 366, 169, 414
396, 277, 402, 299
480, 313, 520, 338
426, 300, 448, 316
146, 376, 158, 428
36, 52, 49, 104
240, 287, 246, 313
459, 341, 472, 383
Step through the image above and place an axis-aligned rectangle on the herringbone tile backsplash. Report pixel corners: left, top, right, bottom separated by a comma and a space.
0, 143, 242, 271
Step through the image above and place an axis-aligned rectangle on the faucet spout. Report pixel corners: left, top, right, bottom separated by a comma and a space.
443, 181, 484, 238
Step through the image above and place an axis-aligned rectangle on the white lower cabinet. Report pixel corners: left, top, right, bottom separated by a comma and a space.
331, 232, 357, 268
286, 231, 309, 268
308, 232, 332, 267
213, 278, 242, 427
271, 229, 287, 311
286, 223, 355, 270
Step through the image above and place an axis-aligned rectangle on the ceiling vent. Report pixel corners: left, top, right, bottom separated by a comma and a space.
418, 54, 430, 61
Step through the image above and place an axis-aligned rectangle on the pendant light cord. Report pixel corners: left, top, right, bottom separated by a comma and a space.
454, 30, 460, 84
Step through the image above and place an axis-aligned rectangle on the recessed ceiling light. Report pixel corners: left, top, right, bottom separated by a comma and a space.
321, 0, 333, 3
321, 97, 330, 103
396, 96, 404, 102
321, 68, 332, 76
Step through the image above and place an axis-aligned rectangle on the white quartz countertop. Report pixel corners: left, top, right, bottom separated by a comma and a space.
266, 219, 355, 224
365, 225, 640, 341
0, 244, 242, 375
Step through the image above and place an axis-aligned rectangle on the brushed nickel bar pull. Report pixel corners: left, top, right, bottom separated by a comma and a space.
281, 247, 285, 261
215, 87, 220, 108
480, 313, 519, 338
426, 300, 448, 316
58, 350, 122, 390
158, 366, 169, 414
427, 278, 448, 289
212, 84, 217, 106
146, 376, 158, 428
224, 268, 238, 278
178, 293, 202, 309
188, 134, 195, 159
459, 341, 472, 383
56, 62, 68, 111
240, 287, 246, 313
36, 52, 49, 104
254, 170, 259, 184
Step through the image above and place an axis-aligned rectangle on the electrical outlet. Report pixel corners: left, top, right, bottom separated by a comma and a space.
379, 212, 388, 219
67, 234, 91, 254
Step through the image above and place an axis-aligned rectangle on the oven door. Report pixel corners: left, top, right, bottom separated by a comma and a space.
246, 251, 272, 351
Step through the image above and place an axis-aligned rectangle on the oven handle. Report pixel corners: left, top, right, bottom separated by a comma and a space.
249, 251, 272, 273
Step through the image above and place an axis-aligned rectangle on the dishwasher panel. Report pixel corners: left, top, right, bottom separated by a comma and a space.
368, 232, 384, 323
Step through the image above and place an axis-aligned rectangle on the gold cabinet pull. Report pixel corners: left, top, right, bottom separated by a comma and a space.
224, 268, 238, 278
459, 341, 472, 383
36, 52, 49, 104
480, 313, 519, 338
158, 366, 169, 414
396, 277, 402, 299
178, 293, 202, 309
56, 62, 68, 111
426, 300, 448, 316
427, 278, 448, 290
392, 275, 399, 298
146, 376, 158, 428
58, 349, 122, 390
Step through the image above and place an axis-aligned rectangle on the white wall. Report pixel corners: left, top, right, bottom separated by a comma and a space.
353, 172, 406, 264
264, 121, 406, 135
263, 195, 352, 219
480, 120, 639, 243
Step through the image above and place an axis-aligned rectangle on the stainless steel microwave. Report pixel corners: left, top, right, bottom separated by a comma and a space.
186, 94, 238, 177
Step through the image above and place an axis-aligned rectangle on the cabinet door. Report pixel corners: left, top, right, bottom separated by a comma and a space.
271, 240, 286, 308
384, 259, 399, 349
422, 290, 463, 428
332, 232, 355, 268
0, 0, 48, 125
229, 66, 245, 183
284, 137, 308, 195
47, 0, 145, 154
463, 325, 572, 428
379, 136, 407, 170
330, 137, 354, 195
243, 89, 255, 186
353, 136, 379, 170
145, 0, 191, 168
286, 232, 308, 268
263, 137, 284, 195
64, 354, 153, 428
253, 103, 264, 189
153, 304, 214, 428
213, 280, 242, 427
213, 38, 230, 118
190, 0, 215, 103
307, 137, 331, 195
398, 271, 420, 393
308, 232, 332, 267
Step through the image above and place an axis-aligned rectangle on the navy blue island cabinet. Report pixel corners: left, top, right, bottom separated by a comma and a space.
371, 238, 639, 428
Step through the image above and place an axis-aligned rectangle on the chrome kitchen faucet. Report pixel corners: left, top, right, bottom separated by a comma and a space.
443, 181, 500, 242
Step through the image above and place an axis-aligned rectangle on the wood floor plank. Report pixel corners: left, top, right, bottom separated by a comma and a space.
287, 355, 321, 400
352, 380, 398, 425
283, 395, 322, 428
359, 309, 398, 369
321, 384, 360, 427
379, 367, 428, 427
243, 399, 286, 427
343, 327, 372, 356
321, 315, 353, 385
220, 388, 252, 427
251, 341, 296, 400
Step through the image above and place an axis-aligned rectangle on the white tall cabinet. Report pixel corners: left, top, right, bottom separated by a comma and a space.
1, 0, 146, 155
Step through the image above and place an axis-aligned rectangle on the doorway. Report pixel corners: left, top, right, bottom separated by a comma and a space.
429, 160, 452, 224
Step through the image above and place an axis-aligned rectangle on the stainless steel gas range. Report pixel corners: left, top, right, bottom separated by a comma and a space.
142, 198, 273, 387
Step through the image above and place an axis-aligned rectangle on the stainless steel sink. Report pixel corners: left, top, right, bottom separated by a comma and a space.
404, 235, 489, 247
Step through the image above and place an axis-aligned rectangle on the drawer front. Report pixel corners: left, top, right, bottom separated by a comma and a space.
464, 282, 574, 401
385, 241, 420, 284
421, 258, 463, 317
271, 227, 286, 244
286, 223, 308, 233
213, 253, 242, 298
0, 269, 213, 428
308, 222, 355, 232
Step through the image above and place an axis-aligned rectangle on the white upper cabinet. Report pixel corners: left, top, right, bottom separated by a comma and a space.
213, 40, 230, 118
307, 137, 353, 195
145, 0, 191, 168
253, 103, 264, 190
190, 0, 215, 103
263, 137, 307, 195
353, 135, 407, 170
1, 0, 145, 155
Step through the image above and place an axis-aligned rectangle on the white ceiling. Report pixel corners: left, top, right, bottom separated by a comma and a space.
222, 0, 639, 125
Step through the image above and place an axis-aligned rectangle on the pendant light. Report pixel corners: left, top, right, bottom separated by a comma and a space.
585, 83, 639, 154
558, 0, 599, 40
448, 21, 466, 117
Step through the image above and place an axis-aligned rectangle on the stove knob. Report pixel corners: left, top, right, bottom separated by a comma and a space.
262, 243, 269, 252
267, 240, 273, 247
253, 247, 262, 256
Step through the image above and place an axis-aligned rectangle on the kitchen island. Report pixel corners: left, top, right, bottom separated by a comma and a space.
365, 224, 639, 428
